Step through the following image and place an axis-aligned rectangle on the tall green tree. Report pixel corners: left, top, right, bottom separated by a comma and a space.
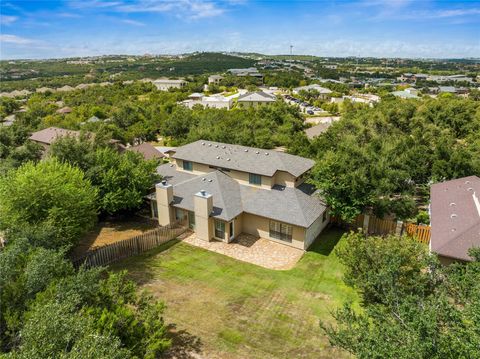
322, 232, 480, 359
0, 159, 97, 247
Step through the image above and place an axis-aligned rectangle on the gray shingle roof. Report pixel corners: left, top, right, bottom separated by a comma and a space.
157, 166, 326, 227
430, 175, 480, 261
172, 140, 314, 177
157, 163, 197, 186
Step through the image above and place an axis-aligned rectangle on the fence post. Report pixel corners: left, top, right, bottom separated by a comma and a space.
395, 220, 404, 236
362, 214, 370, 234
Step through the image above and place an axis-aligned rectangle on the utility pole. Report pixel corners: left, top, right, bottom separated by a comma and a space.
290, 45, 293, 56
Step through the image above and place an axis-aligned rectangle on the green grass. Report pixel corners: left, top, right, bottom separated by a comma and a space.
112, 228, 356, 359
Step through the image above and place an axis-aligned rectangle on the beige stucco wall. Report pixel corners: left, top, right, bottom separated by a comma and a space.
273, 171, 296, 188
305, 210, 329, 249
241, 213, 306, 249
175, 159, 275, 189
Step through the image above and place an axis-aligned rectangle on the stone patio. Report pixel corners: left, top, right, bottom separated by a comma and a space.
181, 232, 304, 270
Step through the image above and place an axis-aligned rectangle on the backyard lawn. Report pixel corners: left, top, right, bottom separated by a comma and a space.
112, 228, 357, 359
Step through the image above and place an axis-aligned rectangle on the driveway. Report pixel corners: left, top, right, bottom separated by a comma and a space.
182, 233, 304, 270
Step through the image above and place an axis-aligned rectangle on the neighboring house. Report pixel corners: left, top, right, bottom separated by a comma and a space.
56, 106, 73, 114
438, 86, 457, 94
127, 143, 164, 161
430, 176, 480, 264
29, 126, 123, 153
152, 78, 187, 91
227, 67, 263, 80
147, 140, 329, 250
155, 146, 176, 158
29, 127, 85, 152
304, 123, 332, 139
181, 94, 233, 110
391, 90, 419, 99
237, 91, 276, 107
208, 75, 224, 84
292, 84, 332, 99
343, 94, 380, 105
201, 95, 233, 109
57, 85, 75, 92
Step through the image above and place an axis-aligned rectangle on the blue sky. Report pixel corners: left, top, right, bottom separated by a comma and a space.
1, 0, 479, 59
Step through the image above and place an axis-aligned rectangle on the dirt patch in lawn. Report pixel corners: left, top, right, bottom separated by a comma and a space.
73, 216, 157, 257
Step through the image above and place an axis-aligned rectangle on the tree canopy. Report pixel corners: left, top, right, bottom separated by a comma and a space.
0, 159, 97, 247
323, 232, 480, 359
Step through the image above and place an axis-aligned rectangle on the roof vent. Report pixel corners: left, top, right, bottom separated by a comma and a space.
215, 144, 218, 148
227, 158, 230, 161
200, 189, 206, 196
256, 151, 259, 154
450, 214, 457, 218
202, 142, 205, 145
161, 180, 167, 185
202, 177, 206, 181
244, 149, 248, 152
208, 143, 212, 147
468, 187, 473, 192
169, 164, 174, 167
222, 145, 226, 149
208, 179, 213, 182
465, 180, 470, 184
451, 228, 456, 232
265, 152, 269, 155
216, 156, 220, 159
449, 202, 456, 206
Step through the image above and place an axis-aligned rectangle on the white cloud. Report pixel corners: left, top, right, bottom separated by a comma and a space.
0, 34, 37, 45
433, 8, 480, 18
0, 15, 18, 25
70, 0, 230, 20
121, 19, 145, 26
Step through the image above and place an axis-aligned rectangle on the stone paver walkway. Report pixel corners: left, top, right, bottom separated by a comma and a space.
182, 233, 304, 270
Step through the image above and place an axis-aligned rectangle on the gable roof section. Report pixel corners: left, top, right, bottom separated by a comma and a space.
128, 143, 164, 160
172, 140, 314, 177
171, 171, 243, 221
157, 164, 326, 227
237, 91, 276, 102
430, 175, 480, 261
29, 127, 81, 145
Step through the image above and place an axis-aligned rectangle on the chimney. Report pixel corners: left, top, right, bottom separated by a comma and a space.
194, 190, 213, 241
155, 181, 173, 226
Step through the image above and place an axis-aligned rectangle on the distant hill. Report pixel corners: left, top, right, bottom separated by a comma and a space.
165, 52, 256, 75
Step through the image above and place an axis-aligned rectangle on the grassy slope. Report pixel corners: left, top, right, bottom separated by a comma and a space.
112, 228, 356, 359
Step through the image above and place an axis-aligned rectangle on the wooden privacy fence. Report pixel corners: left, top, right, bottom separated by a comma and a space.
72, 224, 187, 269
332, 213, 431, 244
404, 223, 431, 244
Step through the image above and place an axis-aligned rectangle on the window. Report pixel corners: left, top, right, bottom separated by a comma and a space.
188, 211, 195, 229
269, 221, 293, 242
322, 210, 328, 223
215, 220, 225, 239
151, 200, 158, 218
175, 208, 185, 222
249, 173, 262, 186
182, 160, 193, 171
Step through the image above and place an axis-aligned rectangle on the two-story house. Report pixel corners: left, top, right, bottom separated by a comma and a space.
147, 140, 329, 250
